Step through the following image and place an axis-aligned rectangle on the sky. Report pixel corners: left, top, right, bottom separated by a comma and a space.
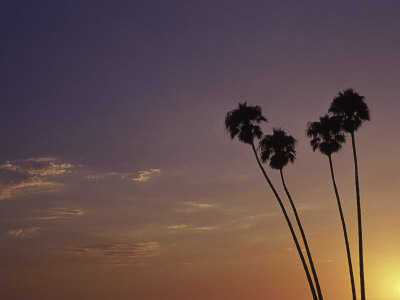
1, 1, 400, 299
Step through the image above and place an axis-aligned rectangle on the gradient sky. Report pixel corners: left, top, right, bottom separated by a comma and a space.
2, 1, 400, 299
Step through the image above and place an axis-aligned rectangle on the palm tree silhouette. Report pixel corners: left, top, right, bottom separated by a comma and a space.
259, 128, 323, 300
329, 89, 370, 300
306, 115, 356, 300
225, 103, 318, 300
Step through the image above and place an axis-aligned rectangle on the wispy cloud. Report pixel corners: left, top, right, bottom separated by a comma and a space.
222, 212, 278, 231
0, 157, 72, 200
27, 208, 85, 221
7, 226, 40, 238
49, 207, 85, 216
183, 202, 215, 209
167, 211, 277, 233
193, 226, 218, 231
85, 172, 121, 179
167, 224, 188, 229
286, 247, 306, 252
132, 169, 161, 182
167, 224, 219, 231
237, 223, 252, 230
297, 203, 325, 212
1, 157, 73, 176
85, 168, 161, 182
72, 242, 160, 259
174, 201, 216, 213
0, 177, 61, 200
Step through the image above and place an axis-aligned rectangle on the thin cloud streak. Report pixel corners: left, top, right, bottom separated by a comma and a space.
167, 224, 188, 229
167, 211, 279, 233
72, 242, 160, 258
183, 202, 215, 209
0, 157, 73, 176
174, 201, 216, 213
7, 226, 40, 238
193, 226, 218, 231
0, 177, 61, 200
167, 224, 219, 231
85, 168, 161, 182
132, 169, 161, 182
0, 157, 72, 200
85, 172, 122, 179
27, 208, 85, 221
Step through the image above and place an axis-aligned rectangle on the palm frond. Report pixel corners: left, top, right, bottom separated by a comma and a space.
259, 128, 297, 169
306, 114, 346, 156
329, 88, 370, 132
225, 102, 267, 144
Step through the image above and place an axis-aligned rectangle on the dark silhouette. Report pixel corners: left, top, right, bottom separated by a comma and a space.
329, 89, 370, 300
225, 103, 318, 300
306, 115, 356, 300
259, 128, 323, 300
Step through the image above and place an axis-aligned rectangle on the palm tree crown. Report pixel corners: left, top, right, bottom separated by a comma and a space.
225, 102, 267, 144
328, 88, 370, 133
259, 128, 297, 170
306, 115, 346, 156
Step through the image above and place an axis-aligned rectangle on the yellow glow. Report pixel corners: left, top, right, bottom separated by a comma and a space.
398, 285, 400, 292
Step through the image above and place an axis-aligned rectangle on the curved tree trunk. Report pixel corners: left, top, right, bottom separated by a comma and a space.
328, 155, 357, 300
351, 132, 365, 300
250, 143, 318, 300
279, 169, 323, 300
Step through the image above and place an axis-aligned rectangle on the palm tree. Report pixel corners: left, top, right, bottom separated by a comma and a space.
225, 103, 318, 300
306, 115, 356, 300
329, 89, 370, 300
259, 128, 323, 300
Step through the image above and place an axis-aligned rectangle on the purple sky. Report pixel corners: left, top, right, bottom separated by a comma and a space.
2, 1, 400, 299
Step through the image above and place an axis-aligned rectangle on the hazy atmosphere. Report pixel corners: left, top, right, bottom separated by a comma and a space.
2, 1, 400, 299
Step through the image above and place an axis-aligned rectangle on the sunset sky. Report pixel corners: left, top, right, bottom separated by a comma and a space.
2, 1, 400, 299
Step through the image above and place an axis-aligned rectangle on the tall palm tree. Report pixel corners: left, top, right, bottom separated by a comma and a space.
329, 89, 370, 300
259, 128, 323, 300
306, 115, 356, 300
225, 103, 318, 300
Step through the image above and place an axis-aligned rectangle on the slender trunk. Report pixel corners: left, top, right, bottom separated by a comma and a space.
351, 132, 365, 300
328, 154, 357, 300
279, 169, 323, 300
250, 143, 318, 300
